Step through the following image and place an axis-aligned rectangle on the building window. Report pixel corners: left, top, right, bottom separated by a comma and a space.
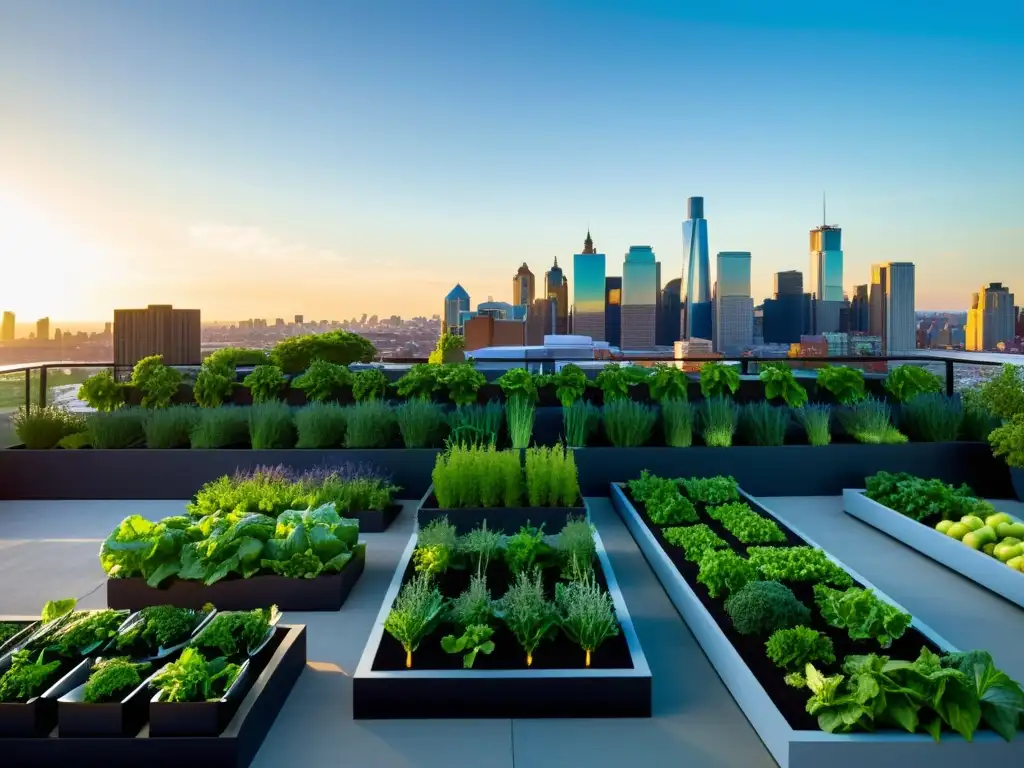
607, 288, 621, 306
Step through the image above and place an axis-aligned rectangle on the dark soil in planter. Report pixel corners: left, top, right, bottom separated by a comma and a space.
627, 384, 653, 404
284, 387, 307, 406
229, 386, 253, 406
619, 486, 943, 732
372, 554, 633, 672
536, 384, 560, 408
478, 384, 505, 405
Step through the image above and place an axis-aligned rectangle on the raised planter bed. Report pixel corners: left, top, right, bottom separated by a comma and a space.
353, 512, 651, 719
107, 548, 365, 612
0, 448, 439, 501
843, 489, 1024, 609
610, 483, 1017, 768
416, 487, 585, 534
353, 503, 402, 533
56, 657, 156, 737
0, 624, 305, 767
574, 442, 1013, 498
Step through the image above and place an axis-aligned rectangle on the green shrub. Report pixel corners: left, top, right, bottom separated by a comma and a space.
344, 401, 395, 448
438, 364, 486, 407
270, 330, 377, 375
130, 355, 182, 409
193, 363, 234, 408
661, 399, 694, 447
594, 364, 630, 402
724, 580, 810, 636
190, 406, 250, 448
432, 444, 523, 508
78, 370, 125, 411
496, 369, 538, 403
242, 365, 287, 404
395, 400, 446, 448
506, 395, 536, 449
88, 408, 146, 449
701, 396, 739, 447
765, 626, 835, 671
552, 364, 588, 406
883, 365, 943, 403
796, 404, 831, 446
977, 364, 1024, 420
649, 365, 688, 402
696, 549, 758, 599
428, 331, 465, 364
351, 368, 388, 401
838, 398, 908, 445
447, 402, 503, 447
524, 445, 580, 507
290, 359, 352, 402
203, 348, 269, 369
248, 403, 295, 449
144, 406, 199, 449
699, 362, 740, 398
13, 406, 84, 449
563, 400, 600, 447
959, 389, 1000, 441
395, 364, 444, 400
899, 393, 963, 442
294, 402, 347, 448
663, 524, 727, 562
759, 367, 808, 408
603, 400, 656, 447
739, 402, 788, 446
815, 365, 866, 405
989, 414, 1024, 469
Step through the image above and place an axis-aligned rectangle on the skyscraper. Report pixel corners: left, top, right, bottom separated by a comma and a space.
1, 311, 14, 341
543, 257, 569, 334
809, 202, 843, 302
714, 252, 754, 353
513, 263, 535, 308
774, 270, 803, 296
869, 263, 916, 353
850, 285, 869, 333
658, 278, 682, 345
572, 231, 606, 340
444, 284, 471, 333
681, 197, 711, 339
604, 277, 622, 347
36, 317, 50, 342
965, 282, 1016, 351
114, 304, 201, 368
621, 246, 658, 348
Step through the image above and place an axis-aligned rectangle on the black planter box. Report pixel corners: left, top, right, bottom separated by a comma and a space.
571, 442, 1014, 498
0, 625, 306, 768
149, 659, 250, 737
0, 654, 78, 737
353, 504, 402, 533
352, 519, 652, 719
416, 491, 585, 534
0, 448, 439, 500
56, 658, 154, 737
107, 548, 364, 612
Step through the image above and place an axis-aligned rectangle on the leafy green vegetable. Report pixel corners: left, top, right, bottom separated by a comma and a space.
115, 605, 208, 653
699, 362, 740, 398
815, 365, 867, 405
942, 650, 1024, 742
552, 364, 589, 406
746, 546, 853, 587
724, 581, 810, 637
556, 518, 596, 579
649, 364, 689, 403
680, 476, 739, 506
759, 367, 808, 408
883, 366, 943, 404
49, 610, 127, 656
384, 573, 445, 668
814, 584, 912, 648
644, 485, 699, 525
151, 648, 242, 703
765, 626, 835, 672
864, 471, 989, 523
83, 657, 151, 703
440, 624, 495, 669
41, 598, 77, 623
696, 549, 759, 599
663, 524, 728, 562
189, 607, 276, 659
705, 502, 786, 544
503, 526, 549, 575
0, 622, 25, 646
0, 650, 63, 703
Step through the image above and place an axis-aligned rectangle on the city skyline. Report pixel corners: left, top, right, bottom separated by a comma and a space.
2, 2, 1021, 322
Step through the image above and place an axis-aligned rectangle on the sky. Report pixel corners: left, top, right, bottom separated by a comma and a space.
1, 0, 1022, 324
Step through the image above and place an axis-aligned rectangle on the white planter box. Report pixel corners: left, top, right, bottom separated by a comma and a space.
610, 483, 1017, 768
843, 489, 1024, 610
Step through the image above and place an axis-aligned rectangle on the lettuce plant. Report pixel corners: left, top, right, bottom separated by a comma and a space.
78, 370, 125, 411
242, 365, 287, 404
130, 355, 182, 409
765, 626, 835, 676
705, 502, 785, 544
759, 367, 808, 408
351, 368, 388, 401
438, 364, 486, 407
649, 365, 688, 402
680, 475, 739, 505
663, 524, 727, 562
594, 364, 629, 402
552, 364, 588, 406
883, 365, 943, 403
151, 648, 242, 703
813, 584, 911, 648
815, 365, 866, 405
746, 546, 853, 587
395, 364, 444, 400
496, 368, 538, 402
441, 624, 495, 669
291, 359, 352, 402
696, 550, 758, 599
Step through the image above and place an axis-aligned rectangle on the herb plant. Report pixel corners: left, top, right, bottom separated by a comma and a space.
78, 369, 125, 411
765, 626, 835, 675
557, 518, 596, 578
150, 648, 242, 703
130, 355, 182, 409
115, 605, 209, 653
242, 365, 287, 404
0, 622, 24, 646
12, 405, 84, 449
706, 502, 786, 544
504, 526, 548, 574
458, 522, 502, 572
738, 402, 789, 446
395, 364, 444, 400
552, 364, 588, 406
50, 610, 128, 656
0, 650, 63, 703
384, 573, 445, 668
603, 400, 657, 447
555, 572, 620, 666
661, 399, 694, 447
441, 624, 495, 668
427, 331, 464, 364
959, 388, 1001, 441
351, 368, 388, 401
746, 546, 853, 587
760, 367, 808, 408
395, 399, 446, 448
594, 364, 630, 402
815, 365, 866, 405
82, 657, 151, 703
143, 406, 199, 449
496, 569, 558, 666
838, 397, 908, 445
663, 524, 727, 562
506, 394, 536, 448
724, 580, 811, 636
249, 402, 296, 448
701, 396, 739, 447
190, 607, 276, 659
189, 406, 250, 448
884, 365, 944, 403
270, 330, 376, 374
86, 408, 146, 449
496, 369, 538, 402
989, 414, 1024, 469
898, 393, 963, 442
696, 550, 759, 598
193, 361, 235, 408
294, 402, 347, 448
977, 364, 1024, 421
813, 584, 912, 648
447, 402, 503, 447
649, 365, 689, 402
563, 400, 600, 447
436, 364, 485, 406
699, 362, 740, 398
448, 574, 494, 629
432, 444, 523, 508
415, 517, 458, 575
524, 445, 580, 507
796, 404, 832, 446
344, 400, 395, 448
290, 359, 352, 401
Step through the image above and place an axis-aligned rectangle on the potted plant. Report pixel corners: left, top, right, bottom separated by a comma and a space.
429, 332, 465, 365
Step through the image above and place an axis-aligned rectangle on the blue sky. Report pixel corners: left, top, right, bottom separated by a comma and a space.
1, 0, 1021, 321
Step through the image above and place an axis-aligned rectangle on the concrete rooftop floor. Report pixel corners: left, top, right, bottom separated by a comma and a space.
1, 493, 1023, 768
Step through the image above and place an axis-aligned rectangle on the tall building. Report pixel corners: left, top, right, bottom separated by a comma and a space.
36, 317, 50, 342
294, 314, 304, 325
809, 215, 843, 302
444, 284, 471, 334
543, 257, 569, 334
965, 282, 1016, 351
850, 284, 870, 333
604, 277, 622, 347
1016, 305, 1023, 338
654, 261, 663, 341
714, 252, 754, 353
572, 231, 606, 340
774, 270, 803, 296
113, 304, 201, 370
658, 278, 682, 345
621, 246, 658, 348
869, 263, 916, 353
681, 196, 712, 339
1, 311, 14, 341
513, 263, 536, 308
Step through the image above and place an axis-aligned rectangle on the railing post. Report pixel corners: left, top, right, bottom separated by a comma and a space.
38, 365, 48, 408
24, 368, 31, 413
740, 359, 749, 376
945, 359, 955, 397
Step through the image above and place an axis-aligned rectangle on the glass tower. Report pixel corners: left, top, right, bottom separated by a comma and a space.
714, 252, 753, 353
572, 231, 606, 340
444, 284, 471, 334
622, 246, 658, 348
682, 196, 711, 340
809, 225, 843, 302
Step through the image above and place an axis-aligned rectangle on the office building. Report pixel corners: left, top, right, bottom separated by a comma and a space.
850, 285, 869, 333
809, 218, 843, 302
681, 196, 712, 339
659, 278, 682, 346
869, 262, 916, 353
762, 272, 812, 344
621, 246, 658, 348
36, 317, 50, 342
294, 315, 304, 325
464, 314, 526, 350
713, 252, 754, 354
113, 304, 201, 370
513, 263, 536, 308
526, 297, 557, 345
1016, 305, 1023, 338
814, 299, 845, 334
965, 282, 1015, 351
572, 231, 606, 341
1, 311, 14, 341
604, 277, 622, 347
774, 270, 803, 297
543, 257, 569, 335
443, 284, 471, 334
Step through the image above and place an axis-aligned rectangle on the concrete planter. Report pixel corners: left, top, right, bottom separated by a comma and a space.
843, 489, 1024, 610
353, 511, 652, 719
610, 483, 1017, 768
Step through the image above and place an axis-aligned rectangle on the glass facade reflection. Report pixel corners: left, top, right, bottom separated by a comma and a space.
715, 252, 751, 298
682, 197, 711, 339
809, 226, 843, 302
622, 246, 658, 348
573, 251, 606, 340
444, 283, 471, 333
605, 277, 622, 347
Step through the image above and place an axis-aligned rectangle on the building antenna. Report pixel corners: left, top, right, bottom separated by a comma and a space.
822, 191, 826, 227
